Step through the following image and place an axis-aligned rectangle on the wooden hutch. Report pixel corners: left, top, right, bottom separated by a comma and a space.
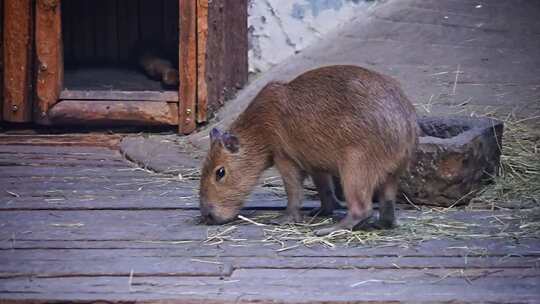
0, 0, 248, 134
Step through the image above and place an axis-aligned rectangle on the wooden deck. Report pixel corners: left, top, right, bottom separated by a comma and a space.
0, 134, 539, 303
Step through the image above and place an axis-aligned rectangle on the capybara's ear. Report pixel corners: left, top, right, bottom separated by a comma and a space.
210, 128, 221, 143
222, 132, 240, 153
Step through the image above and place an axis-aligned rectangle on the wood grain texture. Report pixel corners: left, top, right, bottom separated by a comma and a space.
203, 0, 248, 117
1, 138, 537, 303
116, 0, 139, 64
2, 0, 33, 122
179, 0, 197, 134
0, 0, 3, 121
196, 0, 208, 123
60, 89, 179, 102
35, 0, 64, 123
47, 99, 178, 126
63, 0, 177, 66
0, 134, 122, 148
104, 0, 119, 63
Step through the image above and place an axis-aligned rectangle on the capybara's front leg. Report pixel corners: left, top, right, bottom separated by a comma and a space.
270, 155, 305, 225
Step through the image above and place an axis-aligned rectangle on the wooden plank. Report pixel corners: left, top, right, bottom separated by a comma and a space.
0, 196, 291, 212
0, 180, 192, 195
105, 0, 119, 63
1, 250, 536, 273
0, 158, 128, 168
66, 0, 84, 65
203, 0, 248, 117
231, 255, 540, 270
117, 0, 139, 64
59, 89, 179, 102
224, 0, 248, 93
196, 0, 208, 123
0, 166, 157, 178
0, 250, 536, 281
0, 145, 119, 155
0, 249, 232, 277
204, 0, 224, 116
2, 237, 539, 257
47, 99, 178, 126
0, 269, 539, 302
35, 0, 64, 123
139, 0, 163, 43
93, 0, 108, 63
0, 210, 212, 241
0, 0, 3, 121
179, 0, 197, 134
60, 0, 72, 66
81, 0, 95, 64
2, 0, 33, 122
63, 67, 170, 91
0, 208, 538, 248
163, 0, 179, 44
0, 134, 122, 148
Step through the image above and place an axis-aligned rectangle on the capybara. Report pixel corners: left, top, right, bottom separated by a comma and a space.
199, 65, 418, 235
138, 52, 179, 87
134, 40, 179, 88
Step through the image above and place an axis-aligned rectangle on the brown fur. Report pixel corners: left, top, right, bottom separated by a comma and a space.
139, 53, 179, 87
199, 65, 418, 234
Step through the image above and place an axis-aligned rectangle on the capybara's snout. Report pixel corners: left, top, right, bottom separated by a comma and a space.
199, 203, 236, 225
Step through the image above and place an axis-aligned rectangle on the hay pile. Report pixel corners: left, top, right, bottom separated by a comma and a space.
473, 115, 540, 209
204, 206, 540, 250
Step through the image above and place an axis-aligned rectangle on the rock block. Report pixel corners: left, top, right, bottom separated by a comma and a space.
400, 116, 504, 207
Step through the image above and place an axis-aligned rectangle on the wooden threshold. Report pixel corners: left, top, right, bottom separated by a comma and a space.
47, 99, 178, 126
60, 89, 179, 102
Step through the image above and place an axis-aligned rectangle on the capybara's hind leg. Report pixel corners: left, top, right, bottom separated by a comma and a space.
271, 155, 305, 225
374, 174, 398, 229
315, 158, 377, 236
309, 172, 340, 217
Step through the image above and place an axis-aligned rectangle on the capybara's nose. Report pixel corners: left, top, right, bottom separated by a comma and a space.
200, 204, 216, 224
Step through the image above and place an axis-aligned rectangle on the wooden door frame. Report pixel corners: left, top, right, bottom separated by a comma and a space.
2, 0, 33, 122
0, 0, 3, 122
35, 0, 63, 124
179, 0, 197, 134
2, 0, 247, 132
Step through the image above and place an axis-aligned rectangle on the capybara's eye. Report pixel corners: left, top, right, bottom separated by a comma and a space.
215, 167, 226, 181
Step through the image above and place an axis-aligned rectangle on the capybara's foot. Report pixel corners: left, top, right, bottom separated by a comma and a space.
269, 211, 303, 225
371, 217, 398, 230
314, 213, 372, 236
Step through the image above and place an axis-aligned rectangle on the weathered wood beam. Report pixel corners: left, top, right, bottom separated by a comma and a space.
196, 0, 208, 123
203, 0, 248, 117
59, 90, 179, 102
0, 0, 4, 122
179, 0, 197, 134
35, 0, 64, 124
2, 0, 33, 122
47, 100, 178, 126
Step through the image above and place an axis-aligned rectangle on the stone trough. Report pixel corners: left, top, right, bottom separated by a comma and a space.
399, 116, 504, 207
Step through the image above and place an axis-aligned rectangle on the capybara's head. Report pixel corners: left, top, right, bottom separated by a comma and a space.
162, 69, 179, 87
199, 128, 252, 224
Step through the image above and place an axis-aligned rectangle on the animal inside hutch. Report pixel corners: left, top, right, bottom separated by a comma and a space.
0, 0, 248, 134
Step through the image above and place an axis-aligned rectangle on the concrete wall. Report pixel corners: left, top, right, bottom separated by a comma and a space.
248, 0, 373, 74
